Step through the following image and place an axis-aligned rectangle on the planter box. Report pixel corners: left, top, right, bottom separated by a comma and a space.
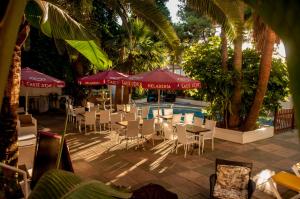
215, 126, 274, 144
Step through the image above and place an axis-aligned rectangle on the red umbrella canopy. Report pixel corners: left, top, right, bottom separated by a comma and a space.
21, 67, 65, 88
78, 70, 128, 85
122, 69, 200, 90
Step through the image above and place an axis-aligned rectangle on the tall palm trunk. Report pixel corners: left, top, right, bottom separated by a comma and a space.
243, 27, 276, 131
229, 33, 243, 128
221, 26, 228, 71
0, 22, 29, 165
228, 2, 244, 129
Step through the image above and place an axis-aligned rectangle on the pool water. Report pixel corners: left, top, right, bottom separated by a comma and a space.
148, 106, 204, 119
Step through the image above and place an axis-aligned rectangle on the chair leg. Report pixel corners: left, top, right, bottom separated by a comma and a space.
201, 138, 205, 154
126, 138, 128, 150
212, 138, 214, 151
184, 144, 187, 158
198, 139, 201, 156
268, 178, 283, 199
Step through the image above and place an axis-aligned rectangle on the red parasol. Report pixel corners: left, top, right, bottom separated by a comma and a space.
77, 70, 128, 85
121, 69, 200, 118
21, 67, 65, 114
121, 69, 200, 89
21, 67, 65, 88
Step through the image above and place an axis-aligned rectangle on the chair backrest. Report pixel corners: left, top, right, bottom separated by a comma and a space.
126, 120, 140, 137
194, 117, 203, 127
125, 104, 131, 112
117, 104, 125, 112
172, 114, 182, 125
176, 124, 187, 144
164, 108, 173, 116
124, 112, 136, 121
141, 118, 155, 136
110, 113, 122, 124
163, 122, 175, 140
141, 106, 150, 119
99, 110, 110, 124
84, 111, 96, 125
74, 107, 85, 114
67, 104, 74, 114
204, 119, 216, 131
152, 109, 162, 118
215, 158, 253, 176
184, 113, 194, 124
130, 106, 138, 114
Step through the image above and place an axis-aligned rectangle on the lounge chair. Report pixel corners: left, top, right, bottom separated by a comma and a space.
209, 158, 256, 199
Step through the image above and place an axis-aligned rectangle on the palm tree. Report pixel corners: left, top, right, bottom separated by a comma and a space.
0, 0, 179, 165
187, 0, 245, 128
242, 15, 278, 131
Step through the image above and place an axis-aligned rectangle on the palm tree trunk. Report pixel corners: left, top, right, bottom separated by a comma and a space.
243, 28, 276, 131
0, 0, 27, 109
229, 33, 243, 128
221, 26, 228, 71
228, 2, 244, 129
0, 23, 29, 165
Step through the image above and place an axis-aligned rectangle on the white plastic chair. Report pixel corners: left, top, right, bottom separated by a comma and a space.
176, 124, 200, 158
171, 114, 182, 126
110, 112, 123, 131
79, 110, 96, 134
67, 104, 76, 122
121, 120, 140, 150
140, 118, 155, 146
201, 119, 217, 154
124, 112, 136, 121
194, 117, 203, 127
98, 110, 110, 132
162, 122, 177, 151
164, 108, 173, 116
74, 107, 85, 127
117, 104, 125, 112
152, 109, 162, 118
141, 106, 150, 119
130, 106, 138, 115
184, 113, 194, 124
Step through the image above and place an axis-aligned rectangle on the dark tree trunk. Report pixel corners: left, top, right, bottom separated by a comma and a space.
221, 27, 228, 71
243, 28, 276, 131
229, 33, 243, 128
0, 22, 29, 165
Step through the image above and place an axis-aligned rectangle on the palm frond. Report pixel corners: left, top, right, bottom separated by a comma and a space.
127, 0, 180, 50
25, 0, 112, 69
187, 0, 236, 39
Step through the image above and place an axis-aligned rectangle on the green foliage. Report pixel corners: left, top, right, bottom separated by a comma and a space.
183, 36, 289, 122
25, 0, 112, 69
175, 4, 215, 43
29, 169, 132, 199
119, 19, 168, 73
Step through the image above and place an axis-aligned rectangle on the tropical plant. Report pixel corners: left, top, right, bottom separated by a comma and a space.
118, 19, 168, 73
183, 37, 289, 128
187, 0, 246, 128
28, 169, 132, 199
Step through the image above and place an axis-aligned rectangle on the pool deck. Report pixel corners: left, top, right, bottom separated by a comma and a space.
19, 112, 300, 199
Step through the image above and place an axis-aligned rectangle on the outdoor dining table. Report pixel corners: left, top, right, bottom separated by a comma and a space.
116, 120, 144, 127
159, 115, 173, 120
185, 124, 210, 134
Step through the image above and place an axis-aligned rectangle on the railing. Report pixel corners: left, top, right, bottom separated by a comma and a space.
0, 163, 29, 199
274, 108, 295, 133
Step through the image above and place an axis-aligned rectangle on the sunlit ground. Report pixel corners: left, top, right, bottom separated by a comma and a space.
19, 112, 300, 199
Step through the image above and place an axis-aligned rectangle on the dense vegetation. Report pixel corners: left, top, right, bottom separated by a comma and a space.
183, 37, 289, 127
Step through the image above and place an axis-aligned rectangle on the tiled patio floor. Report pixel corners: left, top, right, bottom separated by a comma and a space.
21, 112, 300, 198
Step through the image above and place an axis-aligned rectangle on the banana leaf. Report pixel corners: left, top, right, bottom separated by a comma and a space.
29, 169, 132, 199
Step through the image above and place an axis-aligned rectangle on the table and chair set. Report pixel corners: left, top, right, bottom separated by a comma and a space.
66, 103, 217, 157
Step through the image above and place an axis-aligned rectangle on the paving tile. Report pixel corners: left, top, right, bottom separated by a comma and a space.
28, 113, 300, 199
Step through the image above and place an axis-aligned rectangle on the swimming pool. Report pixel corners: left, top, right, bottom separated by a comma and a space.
147, 105, 204, 119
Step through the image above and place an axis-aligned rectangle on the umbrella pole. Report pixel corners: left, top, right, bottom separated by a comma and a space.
25, 89, 28, 115
158, 89, 160, 118
109, 85, 112, 112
